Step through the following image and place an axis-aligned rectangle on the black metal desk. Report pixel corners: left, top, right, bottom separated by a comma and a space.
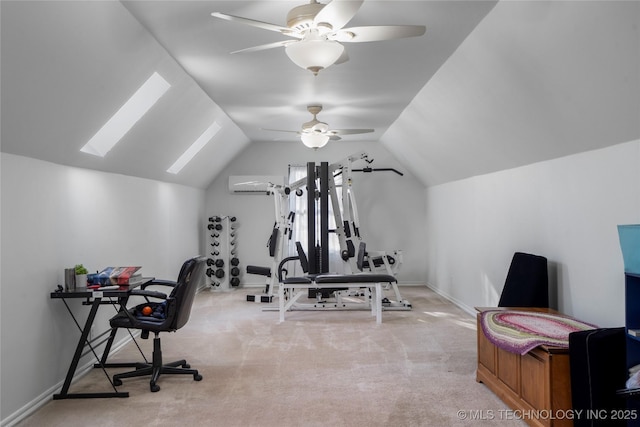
50, 280, 152, 399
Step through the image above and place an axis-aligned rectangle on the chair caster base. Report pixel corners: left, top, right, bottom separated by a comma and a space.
150, 383, 160, 392
194, 373, 203, 381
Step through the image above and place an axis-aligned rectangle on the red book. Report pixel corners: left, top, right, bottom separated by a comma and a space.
109, 266, 142, 285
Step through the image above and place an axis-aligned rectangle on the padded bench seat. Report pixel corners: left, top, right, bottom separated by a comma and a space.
314, 273, 396, 284
278, 273, 396, 323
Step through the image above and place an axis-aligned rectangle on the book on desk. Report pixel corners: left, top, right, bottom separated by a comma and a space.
88, 266, 142, 287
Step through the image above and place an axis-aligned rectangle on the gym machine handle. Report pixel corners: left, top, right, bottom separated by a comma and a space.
351, 167, 403, 176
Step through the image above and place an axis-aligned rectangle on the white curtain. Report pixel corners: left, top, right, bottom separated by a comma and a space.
288, 165, 344, 274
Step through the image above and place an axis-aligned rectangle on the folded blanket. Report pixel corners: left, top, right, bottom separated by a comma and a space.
480, 310, 597, 355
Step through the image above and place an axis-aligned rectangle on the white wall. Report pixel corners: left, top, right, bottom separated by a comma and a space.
424, 140, 640, 327
0, 153, 205, 423
204, 141, 427, 285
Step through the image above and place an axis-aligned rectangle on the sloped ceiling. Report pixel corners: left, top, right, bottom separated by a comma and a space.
1, 1, 251, 189
383, 1, 640, 186
1, 1, 638, 189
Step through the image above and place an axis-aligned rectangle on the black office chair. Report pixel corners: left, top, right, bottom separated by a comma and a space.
498, 252, 549, 308
109, 256, 205, 392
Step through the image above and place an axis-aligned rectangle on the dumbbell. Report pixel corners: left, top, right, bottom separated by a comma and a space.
230, 277, 240, 287
230, 257, 239, 266
209, 216, 221, 222
230, 267, 240, 277
215, 269, 224, 278
208, 223, 222, 230
207, 259, 224, 268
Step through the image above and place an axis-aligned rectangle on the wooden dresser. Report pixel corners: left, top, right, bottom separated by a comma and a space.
475, 307, 573, 427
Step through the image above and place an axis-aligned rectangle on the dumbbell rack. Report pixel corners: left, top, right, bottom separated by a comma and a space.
206, 216, 241, 290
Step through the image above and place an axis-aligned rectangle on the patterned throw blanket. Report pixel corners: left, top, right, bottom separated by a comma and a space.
480, 310, 598, 355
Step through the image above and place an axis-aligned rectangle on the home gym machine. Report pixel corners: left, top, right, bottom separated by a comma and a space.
246, 152, 410, 313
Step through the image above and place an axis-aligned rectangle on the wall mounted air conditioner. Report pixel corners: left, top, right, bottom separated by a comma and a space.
228, 175, 285, 194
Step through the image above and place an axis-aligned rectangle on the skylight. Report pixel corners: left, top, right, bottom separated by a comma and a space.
80, 72, 170, 157
167, 121, 221, 174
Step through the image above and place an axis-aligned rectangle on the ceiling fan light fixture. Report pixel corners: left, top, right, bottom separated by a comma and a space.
285, 37, 344, 75
300, 132, 329, 149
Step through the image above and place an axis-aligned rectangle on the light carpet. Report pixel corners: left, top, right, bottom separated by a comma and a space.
18, 286, 525, 426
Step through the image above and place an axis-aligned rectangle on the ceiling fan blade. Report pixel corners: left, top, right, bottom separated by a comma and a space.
231, 40, 294, 54
329, 135, 342, 141
332, 25, 426, 43
313, 0, 364, 31
211, 12, 300, 37
329, 128, 374, 135
261, 128, 300, 134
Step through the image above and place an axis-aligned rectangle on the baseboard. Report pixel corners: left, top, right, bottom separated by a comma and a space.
425, 282, 476, 317
1, 332, 139, 427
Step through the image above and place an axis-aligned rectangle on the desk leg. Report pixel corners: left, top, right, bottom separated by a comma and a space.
94, 327, 141, 369
98, 327, 118, 366
96, 297, 147, 369
54, 298, 128, 399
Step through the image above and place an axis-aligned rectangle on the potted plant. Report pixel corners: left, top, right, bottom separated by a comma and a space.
75, 264, 89, 288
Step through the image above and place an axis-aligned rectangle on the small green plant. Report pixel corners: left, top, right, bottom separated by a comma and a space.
75, 264, 88, 275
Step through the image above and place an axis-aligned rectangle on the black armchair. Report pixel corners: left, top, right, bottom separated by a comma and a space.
109, 256, 206, 392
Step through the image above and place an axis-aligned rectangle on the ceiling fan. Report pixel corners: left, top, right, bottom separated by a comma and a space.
263, 105, 374, 149
211, 0, 426, 75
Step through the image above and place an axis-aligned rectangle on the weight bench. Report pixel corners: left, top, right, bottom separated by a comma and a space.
278, 273, 395, 323
277, 242, 396, 323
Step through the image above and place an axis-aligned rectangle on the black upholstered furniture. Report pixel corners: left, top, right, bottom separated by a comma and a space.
568, 327, 627, 427
109, 256, 205, 392
498, 252, 549, 308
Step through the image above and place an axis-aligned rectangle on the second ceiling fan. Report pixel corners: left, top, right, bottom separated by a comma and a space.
212, 0, 426, 75
263, 105, 374, 149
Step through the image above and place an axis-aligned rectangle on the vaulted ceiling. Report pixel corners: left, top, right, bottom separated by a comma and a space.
2, 1, 638, 189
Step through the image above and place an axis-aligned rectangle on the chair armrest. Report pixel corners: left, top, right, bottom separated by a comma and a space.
141, 279, 177, 290
129, 289, 168, 300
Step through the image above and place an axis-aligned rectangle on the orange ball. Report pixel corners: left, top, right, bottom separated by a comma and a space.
141, 306, 153, 316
